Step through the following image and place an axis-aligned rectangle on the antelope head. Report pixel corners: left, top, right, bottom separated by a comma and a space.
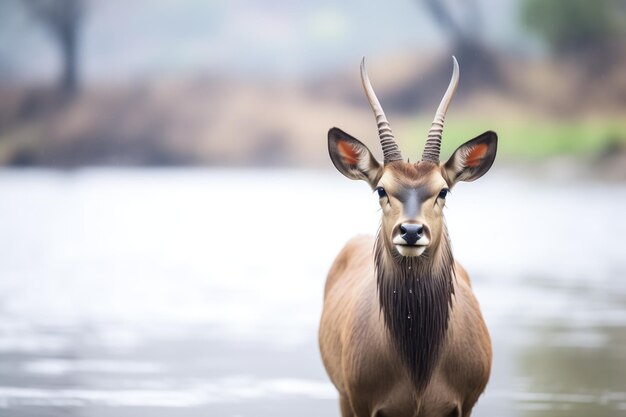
328, 57, 497, 261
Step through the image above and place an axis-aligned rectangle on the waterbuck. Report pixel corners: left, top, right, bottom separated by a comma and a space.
319, 57, 496, 417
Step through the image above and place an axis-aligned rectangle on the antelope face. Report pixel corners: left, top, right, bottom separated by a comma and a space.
329, 129, 496, 258
328, 57, 497, 258
377, 162, 448, 257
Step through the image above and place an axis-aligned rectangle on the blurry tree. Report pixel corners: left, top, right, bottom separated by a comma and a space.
382, 0, 507, 112
23, 0, 85, 96
522, 0, 626, 73
419, 0, 504, 89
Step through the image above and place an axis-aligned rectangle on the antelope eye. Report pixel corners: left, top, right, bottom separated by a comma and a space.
438, 188, 449, 199
376, 187, 387, 198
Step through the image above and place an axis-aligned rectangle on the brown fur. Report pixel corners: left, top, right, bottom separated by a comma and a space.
319, 235, 492, 417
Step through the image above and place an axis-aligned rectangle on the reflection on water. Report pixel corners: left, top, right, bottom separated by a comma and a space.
510, 276, 626, 417
0, 169, 624, 416
487, 275, 626, 417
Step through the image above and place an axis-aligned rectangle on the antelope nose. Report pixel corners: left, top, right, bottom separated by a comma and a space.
400, 223, 424, 245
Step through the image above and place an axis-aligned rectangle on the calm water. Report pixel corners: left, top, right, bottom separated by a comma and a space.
0, 168, 624, 417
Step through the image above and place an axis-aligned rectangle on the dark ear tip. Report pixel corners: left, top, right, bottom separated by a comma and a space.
484, 130, 498, 140
480, 130, 498, 152
487, 131, 497, 152
328, 127, 342, 138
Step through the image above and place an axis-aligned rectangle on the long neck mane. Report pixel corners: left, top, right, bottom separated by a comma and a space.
375, 226, 455, 393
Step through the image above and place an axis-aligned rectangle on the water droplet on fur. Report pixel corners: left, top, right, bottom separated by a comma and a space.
407, 315, 411, 319
408, 265, 411, 270
393, 289, 396, 294
409, 289, 413, 294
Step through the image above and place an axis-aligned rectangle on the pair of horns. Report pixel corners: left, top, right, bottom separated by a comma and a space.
360, 56, 459, 164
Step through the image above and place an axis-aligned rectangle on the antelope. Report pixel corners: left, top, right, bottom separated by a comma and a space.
319, 57, 496, 417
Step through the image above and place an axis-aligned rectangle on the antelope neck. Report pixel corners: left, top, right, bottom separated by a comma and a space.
374, 230, 455, 393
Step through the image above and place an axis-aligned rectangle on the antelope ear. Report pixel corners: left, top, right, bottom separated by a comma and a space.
328, 127, 382, 189
442, 131, 497, 186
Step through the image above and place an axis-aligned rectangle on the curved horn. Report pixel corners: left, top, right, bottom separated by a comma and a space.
360, 58, 402, 163
422, 56, 459, 164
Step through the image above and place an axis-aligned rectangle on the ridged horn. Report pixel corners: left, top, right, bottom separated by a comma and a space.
422, 56, 459, 164
360, 57, 402, 163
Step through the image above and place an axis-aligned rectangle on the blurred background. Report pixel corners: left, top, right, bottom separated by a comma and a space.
0, 0, 625, 416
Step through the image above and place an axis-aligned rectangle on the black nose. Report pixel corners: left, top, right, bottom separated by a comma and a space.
400, 223, 424, 245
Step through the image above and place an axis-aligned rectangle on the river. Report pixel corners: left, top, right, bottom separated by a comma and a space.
0, 168, 624, 416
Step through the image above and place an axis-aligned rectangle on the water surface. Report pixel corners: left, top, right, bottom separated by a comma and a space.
0, 169, 624, 416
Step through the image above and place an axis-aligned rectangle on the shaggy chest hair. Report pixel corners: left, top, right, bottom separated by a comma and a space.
375, 229, 455, 393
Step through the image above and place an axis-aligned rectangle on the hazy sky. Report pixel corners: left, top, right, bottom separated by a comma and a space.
1, 0, 529, 83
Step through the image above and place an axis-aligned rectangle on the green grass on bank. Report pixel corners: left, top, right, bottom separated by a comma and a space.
401, 118, 626, 161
